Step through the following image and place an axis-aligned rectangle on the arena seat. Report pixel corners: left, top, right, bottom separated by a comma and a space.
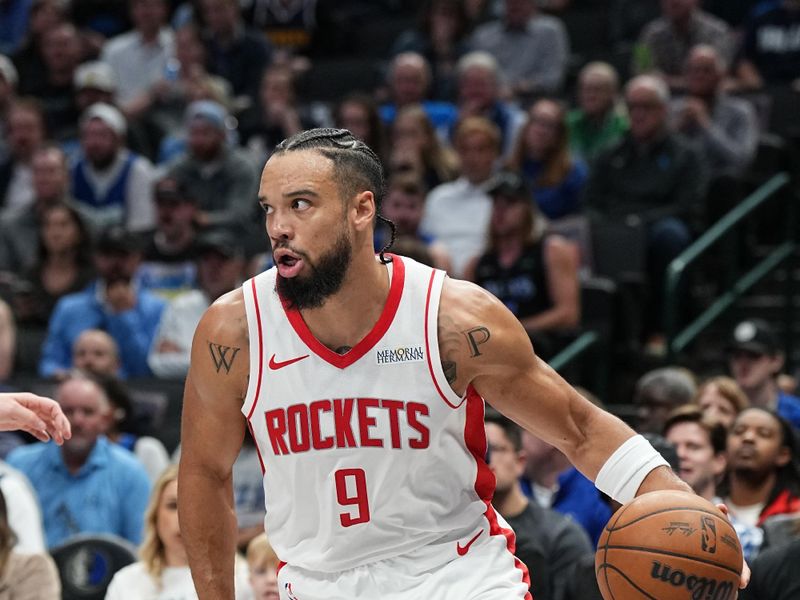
50, 533, 138, 600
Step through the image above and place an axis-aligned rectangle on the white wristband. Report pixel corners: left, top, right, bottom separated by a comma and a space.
594, 434, 670, 504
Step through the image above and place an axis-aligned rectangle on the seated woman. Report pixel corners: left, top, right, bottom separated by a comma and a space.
507, 99, 588, 222
12, 202, 95, 328
0, 487, 60, 598
105, 465, 251, 599
389, 104, 460, 191
464, 170, 580, 359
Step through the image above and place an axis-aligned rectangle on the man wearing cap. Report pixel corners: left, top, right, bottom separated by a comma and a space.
71, 102, 156, 232
727, 319, 800, 429
167, 100, 260, 244
39, 225, 166, 379
148, 229, 245, 379
465, 169, 580, 358
74, 61, 117, 107
138, 175, 202, 298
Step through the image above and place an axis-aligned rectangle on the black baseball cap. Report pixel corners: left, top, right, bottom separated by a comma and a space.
196, 230, 243, 259
727, 319, 780, 356
485, 170, 531, 201
154, 176, 194, 204
95, 225, 142, 254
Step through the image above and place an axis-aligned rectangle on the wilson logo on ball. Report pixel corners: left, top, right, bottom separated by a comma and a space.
650, 561, 734, 600
700, 517, 717, 554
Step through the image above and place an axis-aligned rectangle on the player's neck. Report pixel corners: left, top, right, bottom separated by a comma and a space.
299, 253, 390, 351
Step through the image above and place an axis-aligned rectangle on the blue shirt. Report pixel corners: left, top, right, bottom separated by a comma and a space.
7, 437, 151, 548
39, 281, 166, 378
522, 157, 588, 220
380, 101, 459, 141
777, 391, 800, 429
521, 467, 612, 546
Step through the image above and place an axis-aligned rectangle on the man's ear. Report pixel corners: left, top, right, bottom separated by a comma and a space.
352, 190, 376, 231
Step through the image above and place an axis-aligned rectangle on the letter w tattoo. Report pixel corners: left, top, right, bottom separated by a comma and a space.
208, 341, 241, 374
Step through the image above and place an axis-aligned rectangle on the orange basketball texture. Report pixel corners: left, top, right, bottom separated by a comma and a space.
595, 490, 743, 600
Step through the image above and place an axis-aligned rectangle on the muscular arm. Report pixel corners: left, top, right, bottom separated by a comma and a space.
440, 278, 688, 495
178, 290, 249, 599
519, 236, 580, 334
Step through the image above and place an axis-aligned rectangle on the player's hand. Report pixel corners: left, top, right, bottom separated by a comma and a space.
716, 502, 751, 590
0, 392, 72, 444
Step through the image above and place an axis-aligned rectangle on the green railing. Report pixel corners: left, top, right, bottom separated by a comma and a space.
664, 173, 795, 361
549, 330, 608, 398
550, 330, 599, 372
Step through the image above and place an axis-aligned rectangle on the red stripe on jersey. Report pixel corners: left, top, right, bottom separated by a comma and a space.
246, 278, 265, 421
424, 270, 463, 409
281, 254, 405, 369
484, 503, 533, 599
246, 279, 267, 475
464, 386, 493, 502
464, 387, 532, 598
246, 421, 265, 475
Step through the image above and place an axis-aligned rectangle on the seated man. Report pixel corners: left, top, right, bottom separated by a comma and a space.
486, 410, 592, 599
520, 428, 612, 546
585, 75, 708, 342
7, 373, 151, 547
148, 230, 245, 379
39, 226, 166, 379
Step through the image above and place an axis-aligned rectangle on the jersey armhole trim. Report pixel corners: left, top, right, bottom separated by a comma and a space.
424, 269, 468, 409
242, 277, 264, 421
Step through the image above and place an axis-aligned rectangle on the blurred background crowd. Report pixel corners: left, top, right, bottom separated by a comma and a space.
0, 0, 798, 598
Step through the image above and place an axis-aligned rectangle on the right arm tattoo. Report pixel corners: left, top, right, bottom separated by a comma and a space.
438, 313, 461, 385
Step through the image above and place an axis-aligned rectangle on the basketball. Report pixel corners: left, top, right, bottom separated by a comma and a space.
595, 490, 743, 600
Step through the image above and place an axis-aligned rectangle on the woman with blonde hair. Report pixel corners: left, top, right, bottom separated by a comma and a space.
694, 376, 749, 430
0, 487, 60, 598
106, 465, 251, 599
507, 98, 588, 222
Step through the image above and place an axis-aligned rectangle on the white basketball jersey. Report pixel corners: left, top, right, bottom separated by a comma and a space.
241, 255, 495, 573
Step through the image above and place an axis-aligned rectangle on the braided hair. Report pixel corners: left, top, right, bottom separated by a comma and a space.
273, 128, 396, 263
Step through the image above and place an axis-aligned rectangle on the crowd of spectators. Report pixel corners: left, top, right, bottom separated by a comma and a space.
0, 0, 798, 597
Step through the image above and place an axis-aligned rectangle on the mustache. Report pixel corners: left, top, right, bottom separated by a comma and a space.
272, 241, 309, 260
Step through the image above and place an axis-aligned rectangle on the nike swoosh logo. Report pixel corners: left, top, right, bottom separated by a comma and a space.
268, 354, 309, 370
456, 529, 483, 556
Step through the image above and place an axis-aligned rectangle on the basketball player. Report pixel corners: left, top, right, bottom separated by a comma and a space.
178, 129, 746, 599
0, 392, 70, 443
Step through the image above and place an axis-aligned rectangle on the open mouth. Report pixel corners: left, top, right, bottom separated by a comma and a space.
274, 249, 304, 278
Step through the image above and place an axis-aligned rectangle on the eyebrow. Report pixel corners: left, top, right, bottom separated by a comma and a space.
258, 189, 320, 205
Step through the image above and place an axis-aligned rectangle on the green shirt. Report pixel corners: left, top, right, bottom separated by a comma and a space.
566, 108, 629, 162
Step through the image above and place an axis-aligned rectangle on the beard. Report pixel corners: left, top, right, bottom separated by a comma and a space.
276, 226, 352, 310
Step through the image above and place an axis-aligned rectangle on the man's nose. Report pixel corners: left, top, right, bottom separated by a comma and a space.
267, 212, 294, 241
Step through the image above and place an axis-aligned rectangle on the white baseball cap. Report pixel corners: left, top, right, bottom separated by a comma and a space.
80, 102, 127, 138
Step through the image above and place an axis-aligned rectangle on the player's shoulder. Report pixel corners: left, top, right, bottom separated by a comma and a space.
195, 287, 248, 345
440, 276, 509, 326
